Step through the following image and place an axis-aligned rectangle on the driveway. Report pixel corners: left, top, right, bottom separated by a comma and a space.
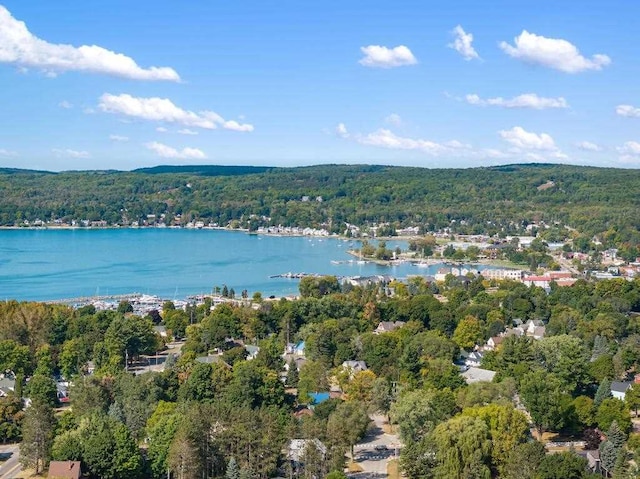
348, 414, 402, 479
0, 444, 21, 479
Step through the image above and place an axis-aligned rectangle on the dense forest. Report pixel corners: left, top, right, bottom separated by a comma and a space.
3, 275, 640, 478
0, 163, 639, 248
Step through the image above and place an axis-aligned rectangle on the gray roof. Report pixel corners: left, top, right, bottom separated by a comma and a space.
462, 367, 496, 384
611, 381, 632, 393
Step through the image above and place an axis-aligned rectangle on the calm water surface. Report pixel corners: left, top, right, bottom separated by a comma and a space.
0, 229, 495, 301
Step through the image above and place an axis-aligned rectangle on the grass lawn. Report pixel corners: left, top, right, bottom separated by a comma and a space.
347, 461, 364, 473
387, 459, 401, 479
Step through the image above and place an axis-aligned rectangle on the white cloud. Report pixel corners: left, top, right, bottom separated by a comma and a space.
466, 93, 568, 109
156, 127, 168, 133
384, 113, 402, 126
145, 141, 207, 160
221, 120, 254, 132
499, 30, 611, 73
109, 134, 129, 142
358, 129, 444, 154
335, 123, 571, 163
448, 25, 479, 60
58, 100, 73, 109
499, 126, 557, 151
0, 6, 180, 81
52, 148, 90, 159
177, 128, 198, 136
617, 141, 640, 163
99, 93, 254, 132
616, 104, 640, 118
335, 123, 349, 138
0, 148, 17, 157
576, 141, 601, 152
359, 45, 417, 68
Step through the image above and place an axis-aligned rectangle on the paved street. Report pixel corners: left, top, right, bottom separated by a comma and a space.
348, 414, 402, 479
0, 445, 21, 479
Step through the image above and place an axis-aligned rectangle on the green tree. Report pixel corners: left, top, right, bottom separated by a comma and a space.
462, 403, 529, 473
299, 276, 341, 298
286, 363, 299, 387
596, 398, 631, 432
370, 377, 393, 419
519, 370, 571, 437
27, 374, 58, 407
390, 390, 454, 444
297, 360, 329, 403
146, 402, 180, 478
168, 426, 201, 479
432, 415, 492, 479
344, 370, 377, 403
226, 457, 240, 479
326, 402, 370, 463
625, 384, 640, 416
589, 355, 616, 383
34, 344, 54, 377
19, 402, 54, 475
117, 300, 134, 314
534, 334, 590, 393
452, 316, 484, 351
502, 441, 546, 479
573, 395, 595, 427
595, 378, 613, 408
536, 451, 589, 479
600, 420, 627, 476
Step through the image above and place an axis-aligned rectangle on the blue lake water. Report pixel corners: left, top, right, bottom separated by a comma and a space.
0, 229, 497, 301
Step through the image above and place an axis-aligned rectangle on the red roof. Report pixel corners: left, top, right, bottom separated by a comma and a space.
48, 461, 81, 479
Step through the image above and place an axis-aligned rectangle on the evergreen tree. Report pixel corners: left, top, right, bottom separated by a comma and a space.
595, 378, 613, 408
226, 457, 240, 479
19, 402, 55, 475
286, 363, 299, 387
600, 421, 627, 477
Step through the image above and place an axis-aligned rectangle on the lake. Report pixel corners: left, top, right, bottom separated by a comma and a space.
0, 229, 497, 301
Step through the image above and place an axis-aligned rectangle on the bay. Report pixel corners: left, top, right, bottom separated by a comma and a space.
0, 229, 498, 301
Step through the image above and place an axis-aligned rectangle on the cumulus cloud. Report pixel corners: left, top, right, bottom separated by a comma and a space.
335, 123, 570, 164
109, 134, 129, 142
359, 45, 417, 68
0, 6, 180, 81
616, 105, 640, 118
335, 123, 350, 138
145, 142, 207, 160
499, 126, 557, 151
500, 31, 611, 73
156, 127, 168, 133
58, 100, 73, 109
52, 148, 90, 159
465, 93, 568, 109
448, 25, 479, 60
177, 128, 198, 136
98, 93, 254, 132
357, 129, 450, 155
385, 113, 402, 126
617, 141, 640, 163
576, 141, 601, 152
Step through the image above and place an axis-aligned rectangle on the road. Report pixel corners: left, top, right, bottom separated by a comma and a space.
348, 414, 402, 479
0, 445, 21, 478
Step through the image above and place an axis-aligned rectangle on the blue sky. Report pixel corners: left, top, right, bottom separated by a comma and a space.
1, 0, 639, 170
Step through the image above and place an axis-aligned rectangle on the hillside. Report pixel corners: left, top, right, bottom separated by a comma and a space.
0, 163, 638, 247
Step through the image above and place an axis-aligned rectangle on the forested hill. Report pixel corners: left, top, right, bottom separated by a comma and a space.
0, 163, 639, 246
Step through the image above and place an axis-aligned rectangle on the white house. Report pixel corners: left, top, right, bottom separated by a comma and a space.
611, 381, 632, 400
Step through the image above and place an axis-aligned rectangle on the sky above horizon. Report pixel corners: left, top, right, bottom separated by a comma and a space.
1, 1, 640, 171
